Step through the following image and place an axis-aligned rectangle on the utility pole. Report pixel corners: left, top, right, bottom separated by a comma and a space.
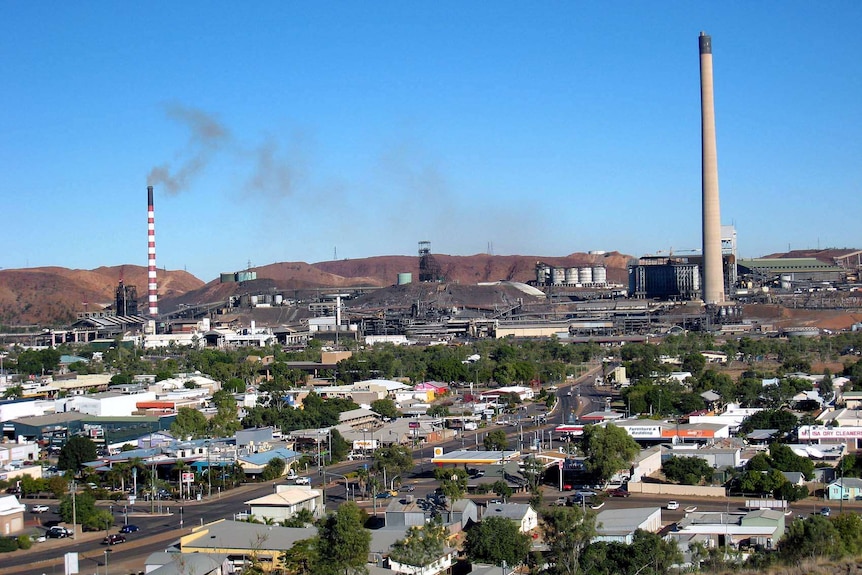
71, 481, 77, 540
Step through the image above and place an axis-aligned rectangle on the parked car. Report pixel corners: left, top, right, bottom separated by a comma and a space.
294, 477, 310, 485
375, 491, 393, 499
666, 501, 680, 510
31, 504, 50, 513
103, 534, 126, 545
119, 524, 139, 533
553, 497, 568, 506
399, 485, 415, 492
576, 490, 597, 498
46, 526, 72, 539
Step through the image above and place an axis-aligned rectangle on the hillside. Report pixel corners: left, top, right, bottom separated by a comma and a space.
0, 266, 204, 327
0, 252, 633, 326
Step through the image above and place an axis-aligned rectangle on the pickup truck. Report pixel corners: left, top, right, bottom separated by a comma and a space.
294, 477, 310, 485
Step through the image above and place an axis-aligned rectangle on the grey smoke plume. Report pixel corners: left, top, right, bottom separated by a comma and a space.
147, 104, 230, 195
243, 137, 294, 198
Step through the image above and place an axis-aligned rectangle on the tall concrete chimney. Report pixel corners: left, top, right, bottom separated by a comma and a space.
147, 185, 159, 316
699, 32, 725, 304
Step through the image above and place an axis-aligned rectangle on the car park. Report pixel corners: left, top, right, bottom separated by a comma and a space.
666, 501, 680, 510
119, 524, 139, 533
103, 534, 126, 545
31, 504, 50, 513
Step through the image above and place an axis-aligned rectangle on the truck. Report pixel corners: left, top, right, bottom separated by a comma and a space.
745, 499, 788, 511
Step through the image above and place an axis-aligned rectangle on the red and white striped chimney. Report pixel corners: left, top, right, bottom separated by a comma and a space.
147, 185, 159, 317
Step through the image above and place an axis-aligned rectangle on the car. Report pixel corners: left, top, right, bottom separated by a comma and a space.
606, 488, 631, 498
103, 534, 126, 545
553, 497, 568, 506
820, 506, 831, 517
489, 499, 504, 504
399, 485, 415, 492
294, 477, 310, 485
119, 524, 139, 533
576, 490, 597, 498
31, 504, 50, 513
46, 526, 71, 539
375, 491, 393, 499
666, 501, 680, 510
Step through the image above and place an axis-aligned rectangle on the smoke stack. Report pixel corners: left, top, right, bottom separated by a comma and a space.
699, 32, 725, 304
147, 185, 159, 316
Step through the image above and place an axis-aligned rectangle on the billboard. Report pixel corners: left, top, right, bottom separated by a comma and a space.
799, 425, 862, 440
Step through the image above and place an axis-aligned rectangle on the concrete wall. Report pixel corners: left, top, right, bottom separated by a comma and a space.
627, 480, 726, 498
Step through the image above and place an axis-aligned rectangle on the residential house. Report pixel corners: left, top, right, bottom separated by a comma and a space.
827, 477, 862, 501
480, 503, 538, 533
592, 507, 662, 544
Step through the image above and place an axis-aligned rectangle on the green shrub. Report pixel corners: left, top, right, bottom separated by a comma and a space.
17, 534, 32, 550
0, 537, 19, 553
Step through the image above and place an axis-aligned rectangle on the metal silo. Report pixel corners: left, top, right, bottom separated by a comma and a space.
565, 267, 579, 285
579, 267, 593, 284
592, 265, 607, 284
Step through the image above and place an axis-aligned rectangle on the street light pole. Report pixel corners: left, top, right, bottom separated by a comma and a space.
207, 441, 212, 499
104, 549, 111, 575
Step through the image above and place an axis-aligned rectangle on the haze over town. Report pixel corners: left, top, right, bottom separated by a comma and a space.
2, 3, 860, 282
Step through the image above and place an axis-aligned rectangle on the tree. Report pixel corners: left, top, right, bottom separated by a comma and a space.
541, 506, 596, 575
491, 479, 513, 502
580, 424, 640, 483
483, 429, 508, 451
329, 429, 350, 463
261, 457, 286, 481
388, 518, 448, 572
58, 436, 97, 472
662, 455, 714, 485
171, 407, 209, 439
370, 398, 399, 420
59, 490, 97, 526
314, 501, 371, 575
778, 515, 840, 563
372, 445, 413, 484
465, 516, 531, 567
281, 537, 317, 575
434, 467, 468, 508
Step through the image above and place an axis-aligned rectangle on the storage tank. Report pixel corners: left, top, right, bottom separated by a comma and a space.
579, 267, 593, 284
780, 274, 792, 291
550, 268, 564, 285
250, 295, 259, 306
592, 265, 607, 284
565, 267, 579, 285
397, 273, 413, 285
274, 294, 283, 305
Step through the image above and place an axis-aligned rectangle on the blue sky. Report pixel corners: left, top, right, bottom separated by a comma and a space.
2, 2, 860, 281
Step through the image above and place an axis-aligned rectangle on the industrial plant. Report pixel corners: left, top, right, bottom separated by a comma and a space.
32, 33, 862, 350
